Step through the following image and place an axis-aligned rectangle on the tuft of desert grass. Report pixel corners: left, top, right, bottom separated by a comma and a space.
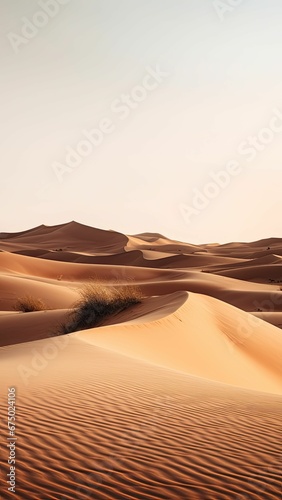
60, 280, 142, 334
13, 295, 47, 313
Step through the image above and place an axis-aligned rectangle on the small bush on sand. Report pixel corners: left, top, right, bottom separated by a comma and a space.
60, 281, 142, 334
14, 295, 47, 312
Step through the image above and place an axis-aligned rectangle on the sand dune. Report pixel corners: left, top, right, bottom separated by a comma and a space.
0, 274, 78, 311
1, 222, 282, 499
0, 336, 281, 500
78, 292, 282, 394
0, 309, 69, 346
0, 221, 128, 253
253, 311, 282, 328
216, 263, 282, 283
2, 250, 282, 318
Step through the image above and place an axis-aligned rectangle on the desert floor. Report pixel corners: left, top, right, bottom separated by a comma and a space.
0, 221, 281, 499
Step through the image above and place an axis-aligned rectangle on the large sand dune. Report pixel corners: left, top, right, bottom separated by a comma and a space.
1, 222, 281, 499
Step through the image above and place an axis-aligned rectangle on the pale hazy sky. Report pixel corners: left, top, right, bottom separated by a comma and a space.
1, 0, 282, 243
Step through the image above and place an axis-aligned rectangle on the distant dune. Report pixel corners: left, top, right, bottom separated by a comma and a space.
1, 221, 281, 499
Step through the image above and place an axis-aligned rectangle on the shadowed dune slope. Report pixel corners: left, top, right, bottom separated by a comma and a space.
0, 309, 69, 346
0, 292, 187, 347
0, 274, 78, 311
0, 221, 128, 253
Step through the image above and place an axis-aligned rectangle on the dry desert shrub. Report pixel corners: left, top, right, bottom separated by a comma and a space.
13, 295, 47, 312
60, 280, 142, 334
